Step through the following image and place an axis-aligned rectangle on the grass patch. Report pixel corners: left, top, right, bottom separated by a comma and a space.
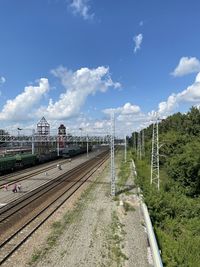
113, 195, 119, 202
30, 251, 42, 264
124, 191, 133, 196
117, 161, 130, 189
115, 149, 134, 195
107, 211, 128, 266
123, 201, 135, 213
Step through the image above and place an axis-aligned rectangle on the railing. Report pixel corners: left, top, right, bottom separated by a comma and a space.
132, 159, 163, 267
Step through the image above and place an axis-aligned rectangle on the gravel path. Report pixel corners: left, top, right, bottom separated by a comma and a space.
35, 160, 113, 267
118, 190, 151, 267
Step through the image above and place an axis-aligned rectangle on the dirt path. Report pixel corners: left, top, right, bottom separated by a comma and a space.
117, 178, 151, 267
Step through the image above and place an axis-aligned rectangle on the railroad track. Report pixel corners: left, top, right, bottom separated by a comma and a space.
0, 158, 70, 188
0, 150, 109, 265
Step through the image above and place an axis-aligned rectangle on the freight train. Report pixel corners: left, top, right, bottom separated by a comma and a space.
62, 145, 92, 158
0, 145, 92, 174
0, 151, 56, 174
0, 154, 37, 174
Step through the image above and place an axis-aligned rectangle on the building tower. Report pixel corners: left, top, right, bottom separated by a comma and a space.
37, 117, 50, 154
58, 124, 66, 149
37, 117, 50, 135
58, 124, 66, 136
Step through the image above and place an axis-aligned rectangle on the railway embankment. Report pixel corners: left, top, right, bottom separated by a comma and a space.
2, 149, 151, 267
135, 157, 200, 267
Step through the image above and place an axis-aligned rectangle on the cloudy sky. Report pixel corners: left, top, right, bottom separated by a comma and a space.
0, 0, 200, 136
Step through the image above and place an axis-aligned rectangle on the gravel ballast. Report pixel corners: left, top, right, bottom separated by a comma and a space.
3, 150, 151, 267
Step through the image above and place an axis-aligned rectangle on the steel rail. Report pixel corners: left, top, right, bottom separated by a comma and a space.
0, 149, 102, 187
0, 151, 109, 265
0, 151, 108, 221
0, 158, 70, 188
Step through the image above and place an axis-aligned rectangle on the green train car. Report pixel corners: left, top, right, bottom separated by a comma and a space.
62, 145, 92, 158
0, 151, 59, 175
0, 153, 37, 174
0, 156, 16, 173
15, 154, 37, 168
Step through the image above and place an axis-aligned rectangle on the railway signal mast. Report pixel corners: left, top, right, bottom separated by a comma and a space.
150, 116, 160, 190
110, 112, 115, 196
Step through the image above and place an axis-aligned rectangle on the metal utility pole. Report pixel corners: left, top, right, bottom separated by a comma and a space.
142, 130, 145, 158
137, 131, 142, 160
57, 136, 60, 157
79, 128, 83, 145
32, 129, 35, 155
110, 112, 115, 196
150, 118, 160, 190
133, 132, 136, 152
86, 135, 89, 157
124, 135, 127, 163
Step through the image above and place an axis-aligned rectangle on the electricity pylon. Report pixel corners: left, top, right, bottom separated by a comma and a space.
133, 132, 136, 152
150, 117, 160, 190
142, 130, 145, 158
110, 112, 115, 196
137, 131, 142, 160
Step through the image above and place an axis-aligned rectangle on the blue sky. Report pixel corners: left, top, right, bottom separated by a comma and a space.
0, 0, 200, 136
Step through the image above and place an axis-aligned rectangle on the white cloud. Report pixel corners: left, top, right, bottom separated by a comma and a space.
102, 102, 144, 134
103, 102, 140, 115
79, 119, 111, 132
67, 71, 200, 135
0, 76, 6, 85
0, 78, 49, 121
70, 0, 94, 20
98, 72, 200, 134
133, 33, 143, 53
158, 94, 177, 115
157, 72, 200, 116
121, 102, 141, 114
37, 66, 120, 120
139, 21, 143, 26
171, 57, 200, 77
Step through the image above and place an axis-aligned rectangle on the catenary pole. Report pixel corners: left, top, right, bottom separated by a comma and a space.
110, 112, 115, 196
124, 135, 127, 162
32, 129, 35, 155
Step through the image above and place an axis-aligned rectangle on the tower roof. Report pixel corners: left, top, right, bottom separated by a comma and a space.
37, 117, 50, 126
